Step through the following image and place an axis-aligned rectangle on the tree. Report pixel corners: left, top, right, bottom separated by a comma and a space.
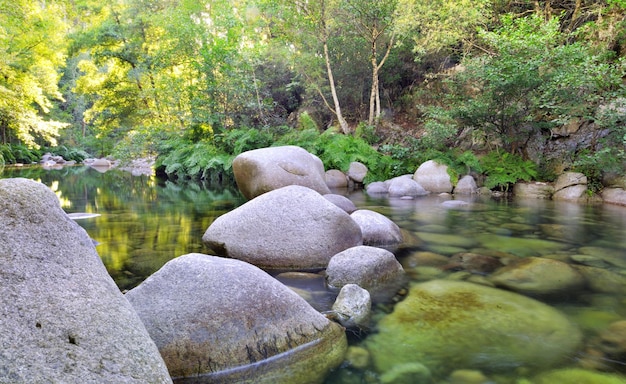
0, 0, 69, 147
259, 0, 351, 134
341, 0, 398, 126
444, 14, 626, 156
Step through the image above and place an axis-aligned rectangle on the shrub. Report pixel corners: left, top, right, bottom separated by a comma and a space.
480, 151, 537, 191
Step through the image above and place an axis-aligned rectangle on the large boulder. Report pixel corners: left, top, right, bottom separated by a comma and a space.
202, 185, 363, 269
125, 254, 347, 383
326, 246, 406, 302
233, 145, 331, 200
366, 280, 582, 380
0, 178, 171, 383
413, 160, 453, 193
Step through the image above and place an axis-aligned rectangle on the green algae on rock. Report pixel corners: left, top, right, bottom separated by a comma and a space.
366, 280, 582, 379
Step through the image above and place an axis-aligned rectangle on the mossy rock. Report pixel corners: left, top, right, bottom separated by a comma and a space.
532, 368, 626, 384
366, 280, 581, 379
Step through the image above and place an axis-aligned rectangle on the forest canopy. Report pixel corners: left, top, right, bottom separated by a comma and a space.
1, 0, 625, 187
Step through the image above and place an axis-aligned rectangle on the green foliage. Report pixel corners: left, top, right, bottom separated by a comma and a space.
47, 146, 91, 162
573, 147, 626, 193
216, 128, 275, 155
480, 151, 538, 191
157, 139, 234, 183
297, 112, 319, 131
0, 143, 41, 164
354, 122, 380, 145
443, 14, 626, 154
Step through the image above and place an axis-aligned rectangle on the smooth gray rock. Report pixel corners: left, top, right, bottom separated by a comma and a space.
350, 209, 402, 247
323, 193, 358, 213
388, 176, 428, 197
366, 181, 389, 195
203, 185, 363, 269
413, 160, 453, 193
326, 246, 406, 302
325, 169, 348, 189
126, 254, 347, 383
347, 161, 368, 183
0, 178, 171, 384
233, 145, 331, 200
331, 284, 371, 329
454, 175, 478, 195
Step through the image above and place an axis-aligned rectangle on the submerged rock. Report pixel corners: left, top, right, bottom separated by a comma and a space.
532, 368, 626, 384
202, 185, 362, 269
126, 253, 347, 383
0, 178, 171, 383
366, 280, 582, 379
490, 256, 585, 295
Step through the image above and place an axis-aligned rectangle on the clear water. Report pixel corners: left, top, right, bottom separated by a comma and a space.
3, 165, 626, 383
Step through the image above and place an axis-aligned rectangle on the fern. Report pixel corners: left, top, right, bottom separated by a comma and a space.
481, 151, 537, 191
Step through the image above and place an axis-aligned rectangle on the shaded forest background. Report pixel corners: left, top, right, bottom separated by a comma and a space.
2, 0, 626, 191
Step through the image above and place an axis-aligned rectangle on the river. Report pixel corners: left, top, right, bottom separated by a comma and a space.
2, 164, 626, 383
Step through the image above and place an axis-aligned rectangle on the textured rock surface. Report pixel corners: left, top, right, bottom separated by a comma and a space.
347, 161, 368, 183
513, 182, 554, 199
331, 284, 371, 329
413, 160, 453, 193
233, 145, 330, 200
388, 176, 428, 197
126, 254, 347, 383
203, 185, 362, 269
454, 175, 478, 195
326, 246, 406, 302
367, 280, 582, 379
325, 169, 348, 188
350, 209, 402, 247
0, 178, 171, 383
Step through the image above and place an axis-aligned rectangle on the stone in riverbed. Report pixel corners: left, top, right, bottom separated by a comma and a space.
125, 253, 347, 383
366, 280, 582, 380
413, 160, 453, 194
0, 178, 171, 383
326, 246, 406, 302
490, 256, 585, 295
202, 185, 362, 270
350, 209, 403, 248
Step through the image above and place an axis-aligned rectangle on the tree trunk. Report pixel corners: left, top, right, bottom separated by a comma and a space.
368, 40, 378, 126
323, 40, 350, 134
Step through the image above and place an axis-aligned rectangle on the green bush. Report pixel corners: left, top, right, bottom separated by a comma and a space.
480, 151, 537, 191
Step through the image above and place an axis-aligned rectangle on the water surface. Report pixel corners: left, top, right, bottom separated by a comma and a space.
3, 165, 626, 383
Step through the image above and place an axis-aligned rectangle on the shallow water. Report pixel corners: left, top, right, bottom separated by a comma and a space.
3, 165, 626, 383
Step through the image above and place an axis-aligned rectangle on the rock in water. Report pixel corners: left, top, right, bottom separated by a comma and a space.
0, 178, 171, 383
366, 279, 582, 379
233, 145, 330, 200
125, 253, 347, 383
203, 185, 362, 269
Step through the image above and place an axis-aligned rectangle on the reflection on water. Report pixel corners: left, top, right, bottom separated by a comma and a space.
0, 165, 245, 290
2, 165, 626, 383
